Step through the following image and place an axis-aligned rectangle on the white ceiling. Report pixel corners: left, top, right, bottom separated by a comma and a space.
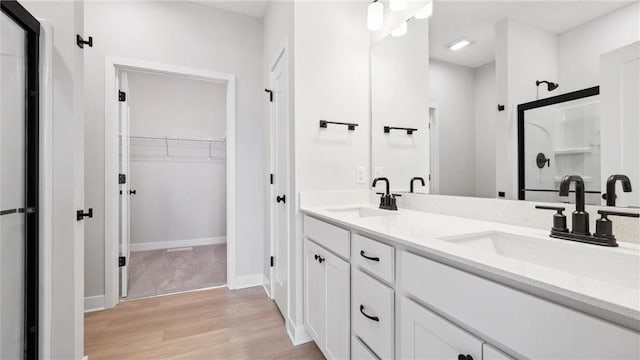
429, 1, 636, 68
193, 0, 269, 18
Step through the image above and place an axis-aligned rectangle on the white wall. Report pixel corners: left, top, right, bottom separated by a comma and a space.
495, 18, 557, 200
84, 1, 264, 298
372, 19, 429, 192
126, 71, 227, 247
558, 2, 640, 93
262, 0, 294, 294
474, 61, 496, 198
428, 59, 476, 196
20, 1, 85, 358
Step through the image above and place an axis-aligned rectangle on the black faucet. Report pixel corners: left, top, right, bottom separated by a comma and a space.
410, 177, 425, 193
559, 175, 589, 235
604, 174, 633, 206
372, 177, 399, 211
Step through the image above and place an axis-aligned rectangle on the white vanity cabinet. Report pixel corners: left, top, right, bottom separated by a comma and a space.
303, 237, 350, 360
399, 296, 483, 360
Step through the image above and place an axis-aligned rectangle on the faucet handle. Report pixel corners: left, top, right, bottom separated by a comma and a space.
391, 193, 402, 198
594, 210, 638, 245
535, 205, 568, 233
597, 210, 639, 218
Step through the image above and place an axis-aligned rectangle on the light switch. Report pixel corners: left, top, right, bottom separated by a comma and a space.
374, 166, 383, 178
356, 166, 365, 184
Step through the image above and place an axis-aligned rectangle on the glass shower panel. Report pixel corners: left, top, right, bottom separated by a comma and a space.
524, 96, 601, 205
1, 11, 27, 359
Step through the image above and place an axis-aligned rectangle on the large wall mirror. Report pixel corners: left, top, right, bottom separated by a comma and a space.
370, 0, 639, 208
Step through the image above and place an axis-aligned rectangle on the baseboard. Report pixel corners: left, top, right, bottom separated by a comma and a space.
228, 273, 263, 290
287, 320, 313, 346
84, 295, 106, 313
262, 274, 272, 298
130, 236, 226, 252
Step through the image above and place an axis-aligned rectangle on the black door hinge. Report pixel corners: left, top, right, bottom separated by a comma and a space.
428, 174, 431, 181
264, 89, 273, 102
118, 91, 126, 102
76, 35, 93, 49
270, 173, 274, 184
119, 173, 126, 184
270, 256, 275, 267
76, 208, 93, 221
119, 256, 126, 267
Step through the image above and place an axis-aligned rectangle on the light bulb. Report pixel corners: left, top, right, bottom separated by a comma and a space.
390, 0, 408, 12
367, 1, 384, 31
414, 2, 433, 19
391, 21, 407, 37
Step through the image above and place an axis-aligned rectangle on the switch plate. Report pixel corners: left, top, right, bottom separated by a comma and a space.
374, 167, 383, 178
356, 166, 365, 184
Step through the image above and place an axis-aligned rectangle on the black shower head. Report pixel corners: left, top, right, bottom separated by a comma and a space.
536, 80, 559, 92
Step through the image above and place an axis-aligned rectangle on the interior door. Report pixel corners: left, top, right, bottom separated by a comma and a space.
600, 41, 640, 207
118, 71, 131, 298
0, 3, 40, 358
271, 50, 289, 315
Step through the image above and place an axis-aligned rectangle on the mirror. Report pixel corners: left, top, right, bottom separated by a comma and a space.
370, 0, 640, 208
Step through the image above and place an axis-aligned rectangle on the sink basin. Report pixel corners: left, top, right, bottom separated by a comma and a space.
326, 206, 398, 218
440, 231, 640, 289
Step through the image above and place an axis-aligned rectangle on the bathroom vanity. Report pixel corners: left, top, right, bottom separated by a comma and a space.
301, 203, 640, 359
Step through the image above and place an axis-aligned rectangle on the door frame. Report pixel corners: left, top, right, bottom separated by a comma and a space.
1, 1, 40, 358
103, 56, 236, 308
267, 42, 291, 306
428, 104, 439, 194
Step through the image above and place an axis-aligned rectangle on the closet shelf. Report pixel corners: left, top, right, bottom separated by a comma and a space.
129, 135, 225, 143
553, 147, 594, 155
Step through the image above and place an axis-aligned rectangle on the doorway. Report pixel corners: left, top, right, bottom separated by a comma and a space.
1, 1, 40, 358
104, 58, 236, 307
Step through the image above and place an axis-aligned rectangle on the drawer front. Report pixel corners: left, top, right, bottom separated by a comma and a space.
303, 215, 350, 259
352, 269, 394, 359
399, 296, 483, 360
400, 251, 640, 359
352, 234, 394, 284
352, 336, 379, 360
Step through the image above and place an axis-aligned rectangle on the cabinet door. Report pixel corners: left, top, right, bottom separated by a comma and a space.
483, 344, 513, 360
304, 239, 326, 347
400, 297, 483, 360
324, 251, 350, 360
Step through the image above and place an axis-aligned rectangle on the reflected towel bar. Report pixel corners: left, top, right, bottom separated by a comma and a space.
319, 120, 358, 131
384, 126, 417, 135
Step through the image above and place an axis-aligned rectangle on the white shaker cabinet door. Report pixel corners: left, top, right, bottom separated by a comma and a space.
324, 250, 350, 360
304, 239, 326, 347
399, 297, 483, 360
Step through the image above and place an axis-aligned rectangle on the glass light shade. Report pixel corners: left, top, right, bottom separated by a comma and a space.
389, 0, 408, 11
391, 21, 407, 37
414, 2, 433, 19
367, 1, 384, 31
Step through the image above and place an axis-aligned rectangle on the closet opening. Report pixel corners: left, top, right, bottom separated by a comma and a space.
103, 59, 236, 306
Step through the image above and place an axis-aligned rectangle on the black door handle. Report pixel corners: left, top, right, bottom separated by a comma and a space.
458, 355, 473, 360
76, 208, 93, 221
360, 250, 380, 262
359, 305, 379, 322
129, 190, 137, 195
314, 254, 319, 261
318, 256, 325, 264
276, 194, 286, 204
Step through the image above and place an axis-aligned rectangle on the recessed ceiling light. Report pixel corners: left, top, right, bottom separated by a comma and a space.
391, 21, 407, 37
414, 1, 433, 20
446, 38, 472, 51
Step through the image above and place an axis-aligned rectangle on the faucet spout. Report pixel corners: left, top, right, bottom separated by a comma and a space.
559, 175, 585, 212
410, 177, 425, 193
605, 174, 632, 206
372, 177, 390, 195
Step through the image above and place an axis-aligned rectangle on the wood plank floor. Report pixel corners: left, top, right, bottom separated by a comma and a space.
85, 286, 325, 359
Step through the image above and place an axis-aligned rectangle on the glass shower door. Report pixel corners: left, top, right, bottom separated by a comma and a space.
1, 10, 27, 359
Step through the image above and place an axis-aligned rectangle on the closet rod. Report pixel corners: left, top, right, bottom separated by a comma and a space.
129, 135, 225, 143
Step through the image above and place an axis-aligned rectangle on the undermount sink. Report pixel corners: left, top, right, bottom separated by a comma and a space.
326, 206, 398, 218
439, 231, 640, 290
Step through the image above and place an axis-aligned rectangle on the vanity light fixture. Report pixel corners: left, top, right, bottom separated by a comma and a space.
367, 0, 384, 31
391, 21, 408, 37
414, 1, 433, 19
389, 0, 408, 12
446, 38, 472, 51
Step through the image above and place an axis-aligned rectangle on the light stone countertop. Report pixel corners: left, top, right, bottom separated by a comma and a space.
301, 203, 640, 332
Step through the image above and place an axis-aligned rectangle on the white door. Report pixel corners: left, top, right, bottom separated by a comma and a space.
118, 71, 131, 298
270, 50, 289, 315
304, 239, 325, 347
399, 296, 483, 360
600, 41, 640, 207
324, 251, 350, 360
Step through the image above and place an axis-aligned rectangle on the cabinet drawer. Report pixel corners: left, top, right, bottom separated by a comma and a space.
352, 234, 394, 284
399, 296, 483, 360
303, 215, 350, 259
352, 336, 378, 360
400, 251, 640, 359
352, 269, 394, 359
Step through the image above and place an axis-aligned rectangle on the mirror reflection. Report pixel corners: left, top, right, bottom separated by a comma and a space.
370, 0, 639, 208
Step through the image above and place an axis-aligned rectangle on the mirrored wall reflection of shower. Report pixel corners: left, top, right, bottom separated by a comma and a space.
524, 93, 601, 205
